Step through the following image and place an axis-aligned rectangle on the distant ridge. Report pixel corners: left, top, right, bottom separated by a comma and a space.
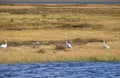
1, 1, 120, 4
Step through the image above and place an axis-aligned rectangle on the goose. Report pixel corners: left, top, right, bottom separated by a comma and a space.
103, 39, 110, 49
66, 38, 72, 48
0, 40, 7, 48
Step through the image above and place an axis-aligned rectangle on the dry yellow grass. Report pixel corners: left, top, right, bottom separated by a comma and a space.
0, 41, 120, 64
0, 29, 116, 41
0, 4, 120, 63
0, 5, 36, 9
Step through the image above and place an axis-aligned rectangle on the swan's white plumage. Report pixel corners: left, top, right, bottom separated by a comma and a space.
103, 39, 110, 49
66, 38, 72, 48
0, 40, 7, 48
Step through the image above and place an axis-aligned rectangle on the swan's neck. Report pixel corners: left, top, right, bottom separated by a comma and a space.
66, 38, 68, 44
103, 39, 106, 45
5, 40, 7, 45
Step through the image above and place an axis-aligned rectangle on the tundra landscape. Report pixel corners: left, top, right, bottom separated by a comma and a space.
0, 4, 120, 63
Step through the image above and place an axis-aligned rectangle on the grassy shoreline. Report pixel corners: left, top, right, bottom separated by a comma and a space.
0, 4, 120, 64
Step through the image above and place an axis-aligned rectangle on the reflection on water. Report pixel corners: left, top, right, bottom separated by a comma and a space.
0, 62, 120, 78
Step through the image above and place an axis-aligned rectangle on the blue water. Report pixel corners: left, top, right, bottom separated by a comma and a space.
0, 62, 120, 78
1, 2, 120, 4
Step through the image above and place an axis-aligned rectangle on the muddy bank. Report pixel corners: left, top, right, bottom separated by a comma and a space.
2, 38, 102, 47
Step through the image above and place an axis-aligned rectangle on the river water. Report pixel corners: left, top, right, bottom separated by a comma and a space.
0, 62, 120, 78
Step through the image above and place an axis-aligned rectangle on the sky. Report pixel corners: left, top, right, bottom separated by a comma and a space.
0, 0, 120, 3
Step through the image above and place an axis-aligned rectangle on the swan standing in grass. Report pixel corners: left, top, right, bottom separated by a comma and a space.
0, 40, 7, 48
66, 38, 72, 48
103, 39, 110, 49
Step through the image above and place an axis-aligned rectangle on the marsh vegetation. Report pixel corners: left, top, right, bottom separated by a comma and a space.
0, 4, 120, 63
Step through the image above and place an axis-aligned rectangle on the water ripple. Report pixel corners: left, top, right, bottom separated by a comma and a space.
0, 62, 120, 78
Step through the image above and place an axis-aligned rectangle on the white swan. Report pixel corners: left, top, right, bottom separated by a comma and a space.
103, 39, 110, 49
0, 40, 7, 48
66, 38, 72, 48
